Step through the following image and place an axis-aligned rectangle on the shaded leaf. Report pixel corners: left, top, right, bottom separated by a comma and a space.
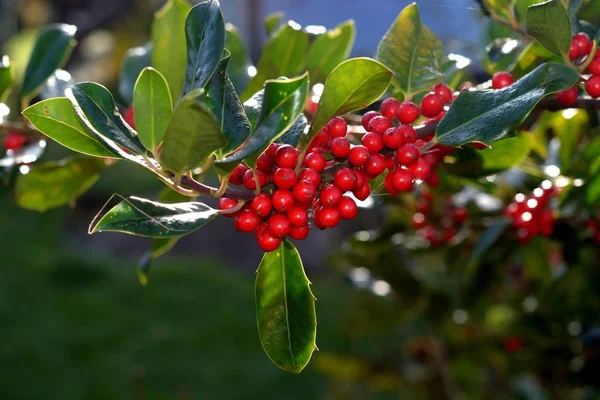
511, 41, 561, 79
306, 20, 355, 84
469, 218, 512, 263
579, 0, 600, 23
265, 12, 284, 36
119, 43, 152, 106
0, 56, 13, 101
225, 24, 253, 93
526, 0, 572, 59
478, 134, 534, 174
277, 114, 308, 147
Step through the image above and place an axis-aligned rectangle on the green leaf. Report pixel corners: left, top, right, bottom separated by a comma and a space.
478, 134, 534, 174
375, 3, 443, 97
255, 239, 317, 373
0, 56, 13, 101
587, 173, 600, 205
67, 82, 146, 154
225, 24, 253, 93
515, 0, 547, 21
306, 20, 355, 84
15, 156, 105, 212
264, 12, 284, 36
547, 109, 589, 169
277, 114, 308, 147
152, 0, 191, 104
22, 98, 115, 158
159, 89, 225, 175
241, 24, 309, 101
180, 0, 225, 98
215, 74, 309, 174
300, 58, 392, 151
119, 43, 152, 106
579, 0, 600, 23
133, 67, 173, 154
91, 196, 220, 238
21, 24, 77, 100
204, 52, 251, 155
526, 0, 572, 60
435, 62, 579, 146
511, 41, 561, 79
483, 38, 523, 75
469, 218, 511, 263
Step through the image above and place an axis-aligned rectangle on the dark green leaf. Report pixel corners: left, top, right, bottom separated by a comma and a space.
579, 0, 600, 23
152, 0, 191, 104
255, 239, 317, 374
0, 56, 13, 101
160, 89, 225, 175
515, 0, 547, 21
241, 24, 309, 101
526, 0, 572, 60
306, 20, 355, 84
67, 82, 146, 154
180, 0, 225, 98
277, 114, 308, 147
483, 38, 523, 75
300, 58, 392, 151
435, 62, 579, 146
119, 43, 152, 106
243, 89, 264, 131
23, 97, 115, 158
511, 41, 561, 79
264, 12, 284, 36
469, 218, 511, 263
587, 173, 600, 205
215, 74, 309, 174
15, 156, 105, 212
133, 67, 173, 154
91, 196, 220, 238
225, 24, 253, 93
376, 3, 443, 97
21, 24, 77, 100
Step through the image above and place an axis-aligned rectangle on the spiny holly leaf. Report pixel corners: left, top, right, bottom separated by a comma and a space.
160, 89, 225, 176
180, 0, 225, 98
21, 24, 77, 100
526, 0, 572, 60
22, 98, 115, 158
255, 239, 317, 373
241, 23, 309, 101
0, 56, 13, 101
215, 73, 309, 175
15, 156, 105, 212
225, 24, 253, 94
91, 196, 220, 238
376, 3, 443, 97
119, 43, 152, 106
152, 0, 191, 103
133, 67, 173, 155
306, 20, 355, 84
435, 62, 579, 146
67, 82, 146, 154
300, 58, 392, 151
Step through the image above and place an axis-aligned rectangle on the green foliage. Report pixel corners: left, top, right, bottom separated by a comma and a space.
579, 0, 600, 22
306, 20, 356, 84
477, 134, 534, 174
224, 24, 253, 94
511, 41, 561, 78
483, 38, 523, 75
118, 43, 152, 106
255, 240, 316, 373
526, 0, 572, 60
264, 12, 284, 36
0, 56, 13, 101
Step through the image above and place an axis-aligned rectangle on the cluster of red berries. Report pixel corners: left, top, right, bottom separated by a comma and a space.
2, 131, 28, 151
411, 190, 468, 247
557, 32, 600, 105
504, 180, 556, 244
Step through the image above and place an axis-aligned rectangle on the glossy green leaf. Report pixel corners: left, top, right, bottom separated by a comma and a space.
526, 0, 572, 60
152, 0, 191, 103
435, 62, 579, 146
160, 89, 225, 175
119, 43, 152, 106
376, 3, 443, 97
22, 98, 115, 158
264, 12, 284, 36
241, 24, 309, 101
0, 56, 13, 101
478, 134, 534, 174
483, 38, 523, 75
579, 0, 600, 23
67, 82, 145, 154
225, 24, 253, 93
204, 52, 251, 155
300, 58, 392, 151
91, 196, 220, 238
21, 24, 77, 100
133, 67, 173, 154
306, 20, 355, 84
215, 74, 309, 174
255, 239, 317, 374
511, 41, 561, 79
180, 0, 225, 98
15, 156, 105, 212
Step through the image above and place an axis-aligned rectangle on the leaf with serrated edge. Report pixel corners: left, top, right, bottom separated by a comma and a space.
526, 0, 572, 59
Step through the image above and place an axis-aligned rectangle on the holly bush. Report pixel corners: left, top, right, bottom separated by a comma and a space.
1, 0, 599, 388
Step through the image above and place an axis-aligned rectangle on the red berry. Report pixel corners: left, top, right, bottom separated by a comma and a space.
327, 117, 348, 138
383, 127, 404, 149
586, 76, 600, 98
272, 189, 295, 213
491, 72, 514, 89
516, 228, 532, 245
235, 211, 262, 233
588, 58, 600, 76
409, 158, 432, 181
353, 182, 371, 200
274, 144, 299, 168
251, 193, 272, 218
556, 86, 578, 107
303, 152, 327, 172
333, 168, 357, 192
338, 196, 358, 220
124, 106, 135, 129
426, 171, 440, 187
267, 214, 291, 237
330, 137, 350, 158
289, 225, 310, 240
229, 164, 249, 185
365, 153, 386, 176
361, 111, 380, 131
311, 128, 329, 147
380, 98, 401, 120
432, 83, 453, 103
273, 167, 297, 189
243, 169, 267, 190
368, 115, 392, 134
287, 207, 309, 227
256, 152, 273, 172
420, 93, 445, 118
320, 184, 343, 207
398, 101, 420, 124
3, 133, 27, 151
257, 228, 282, 252
354, 170, 366, 189
397, 144, 421, 166
384, 172, 399, 195
569, 39, 581, 60
385, 154, 396, 170
218, 197, 240, 217
574, 32, 593, 56
265, 143, 281, 158
452, 207, 468, 224
316, 206, 341, 228
416, 199, 430, 214
293, 181, 317, 204
391, 169, 414, 192
398, 125, 417, 144
298, 168, 321, 186
361, 132, 385, 153
348, 145, 370, 166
